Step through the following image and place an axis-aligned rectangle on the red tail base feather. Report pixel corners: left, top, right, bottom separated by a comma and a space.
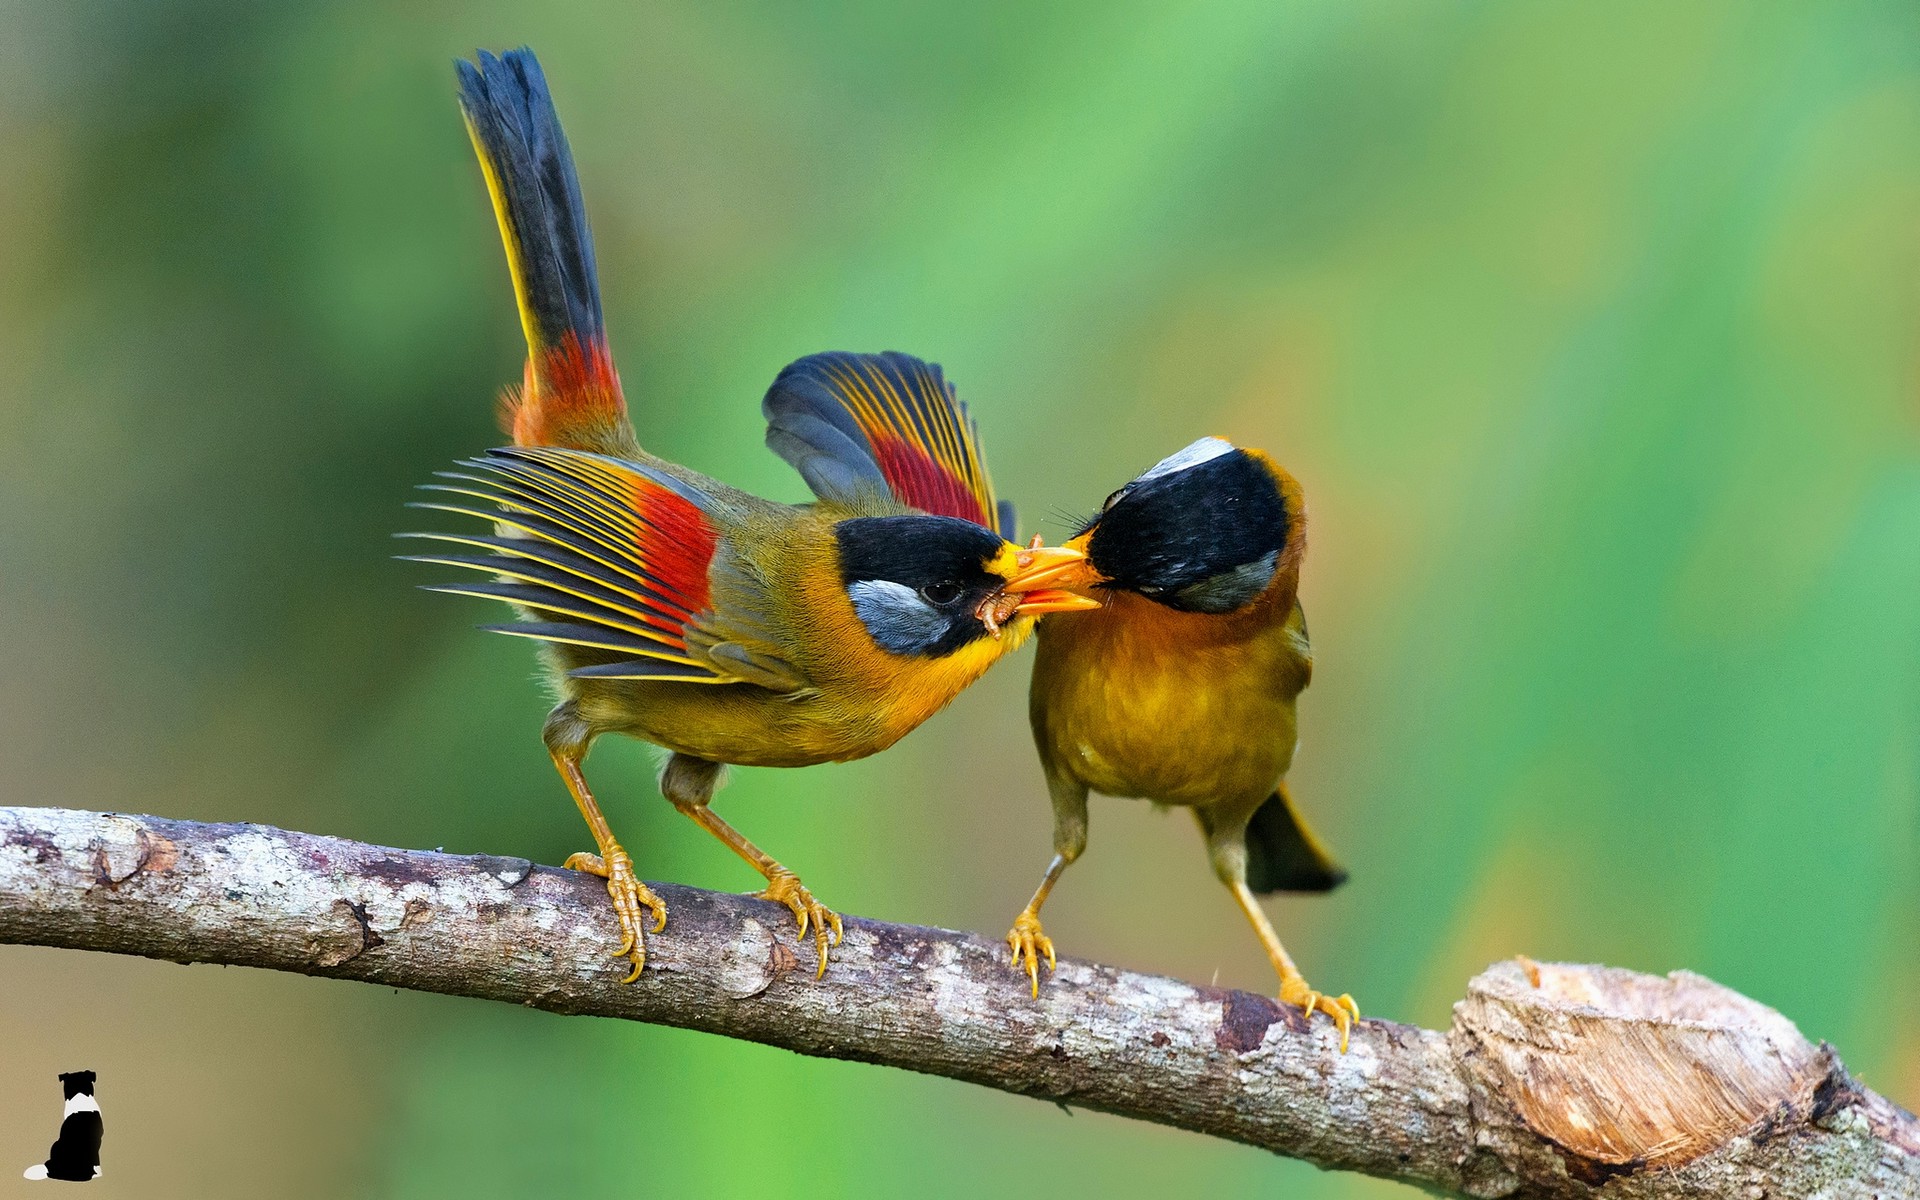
500, 333, 629, 450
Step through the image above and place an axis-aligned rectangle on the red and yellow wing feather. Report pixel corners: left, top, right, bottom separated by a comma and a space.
403, 446, 727, 682
762, 351, 1013, 536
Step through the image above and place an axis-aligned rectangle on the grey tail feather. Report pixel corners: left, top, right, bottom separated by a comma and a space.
457, 48, 603, 352
1244, 784, 1347, 894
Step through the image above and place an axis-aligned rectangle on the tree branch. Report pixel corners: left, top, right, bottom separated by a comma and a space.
1, 806, 1912, 1198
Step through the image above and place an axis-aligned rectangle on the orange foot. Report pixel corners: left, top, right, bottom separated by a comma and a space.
1005, 910, 1057, 998
1278, 974, 1359, 1053
565, 846, 666, 983
759, 869, 843, 978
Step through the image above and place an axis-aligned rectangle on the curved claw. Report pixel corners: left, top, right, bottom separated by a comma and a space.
1005, 911, 1056, 998
759, 870, 841, 978
565, 847, 667, 984
1280, 981, 1359, 1054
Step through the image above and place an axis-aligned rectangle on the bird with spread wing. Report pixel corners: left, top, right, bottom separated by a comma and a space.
404, 49, 1093, 981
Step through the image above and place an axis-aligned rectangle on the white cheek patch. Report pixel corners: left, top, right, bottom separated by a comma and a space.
1135, 436, 1234, 485
848, 579, 950, 654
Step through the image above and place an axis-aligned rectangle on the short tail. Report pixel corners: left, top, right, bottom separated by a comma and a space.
1244, 782, 1347, 894
457, 49, 636, 456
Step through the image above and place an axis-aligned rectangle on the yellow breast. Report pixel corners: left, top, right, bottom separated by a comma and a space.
1030, 589, 1309, 808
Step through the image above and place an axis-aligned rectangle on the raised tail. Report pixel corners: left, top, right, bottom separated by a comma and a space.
1244, 782, 1348, 894
457, 49, 637, 457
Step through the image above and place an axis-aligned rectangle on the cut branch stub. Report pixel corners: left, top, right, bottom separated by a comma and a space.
1462, 960, 1822, 1169
1453, 959, 1917, 1197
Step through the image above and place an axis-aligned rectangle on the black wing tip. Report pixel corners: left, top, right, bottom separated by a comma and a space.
995, 499, 1018, 541
477, 445, 671, 493
875, 349, 946, 380
477, 620, 667, 654
773, 350, 947, 388
482, 445, 541, 462
568, 658, 720, 681
762, 351, 955, 435
480, 444, 568, 466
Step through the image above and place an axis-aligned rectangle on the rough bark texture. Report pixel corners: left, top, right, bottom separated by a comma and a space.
1, 806, 1914, 1198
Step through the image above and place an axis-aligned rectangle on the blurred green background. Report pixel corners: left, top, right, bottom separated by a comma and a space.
2, 2, 1916, 1196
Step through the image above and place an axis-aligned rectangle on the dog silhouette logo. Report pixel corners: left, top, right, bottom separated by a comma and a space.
22, 1070, 102, 1182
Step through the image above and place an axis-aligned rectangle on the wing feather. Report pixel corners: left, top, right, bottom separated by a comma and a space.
404, 446, 731, 681
762, 351, 1014, 537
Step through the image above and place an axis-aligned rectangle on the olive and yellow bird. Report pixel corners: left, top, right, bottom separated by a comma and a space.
1004, 436, 1358, 1048
405, 49, 1093, 982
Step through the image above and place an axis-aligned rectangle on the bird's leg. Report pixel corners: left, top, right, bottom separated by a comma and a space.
1007, 771, 1088, 996
545, 714, 666, 984
1007, 858, 1066, 997
1200, 810, 1357, 1052
1225, 878, 1357, 1050
660, 753, 843, 977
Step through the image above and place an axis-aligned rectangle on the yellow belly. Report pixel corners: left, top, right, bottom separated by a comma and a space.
1031, 589, 1309, 809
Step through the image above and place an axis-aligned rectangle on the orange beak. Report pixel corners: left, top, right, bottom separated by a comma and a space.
1000, 540, 1105, 616
1007, 587, 1104, 616
998, 541, 1105, 618
975, 541, 1104, 637
1004, 544, 1094, 593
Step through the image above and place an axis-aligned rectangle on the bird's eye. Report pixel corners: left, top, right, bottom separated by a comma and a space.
1101, 487, 1128, 512
919, 582, 963, 607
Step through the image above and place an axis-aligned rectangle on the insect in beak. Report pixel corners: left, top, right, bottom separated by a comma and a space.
979, 539, 1103, 637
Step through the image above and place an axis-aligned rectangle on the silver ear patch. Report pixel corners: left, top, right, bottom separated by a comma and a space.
1135, 436, 1235, 485
1172, 549, 1278, 614
848, 579, 951, 655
